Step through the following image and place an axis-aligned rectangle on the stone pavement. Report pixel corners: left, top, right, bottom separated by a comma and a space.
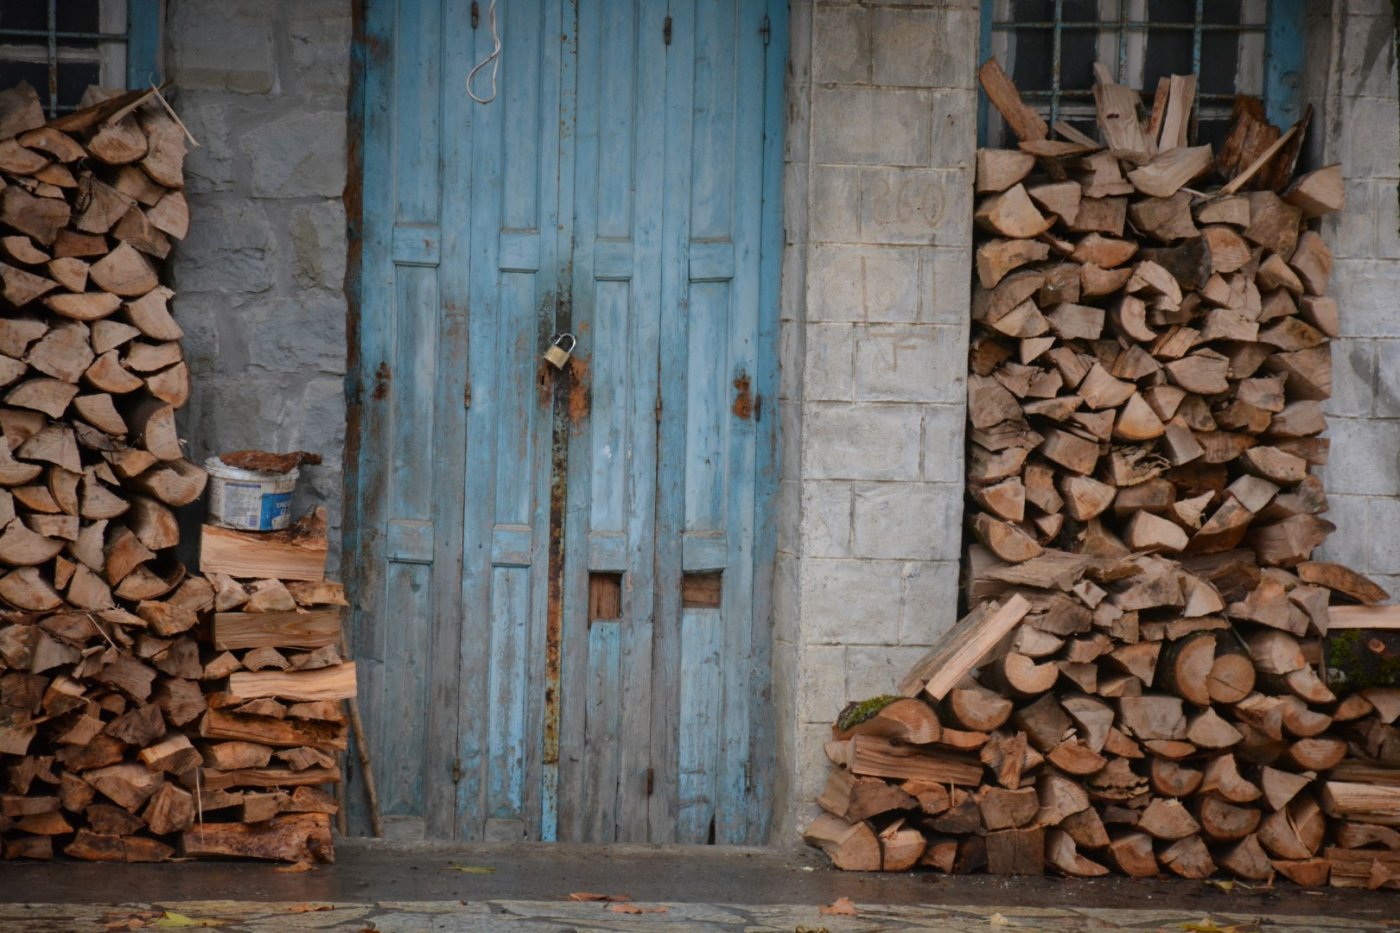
0, 840, 1393, 932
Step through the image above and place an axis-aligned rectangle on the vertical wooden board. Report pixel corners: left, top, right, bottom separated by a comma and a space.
746, 0, 787, 845
683, 279, 729, 532
716, 0, 772, 840
648, 0, 699, 844
486, 566, 530, 827
425, 0, 475, 841
380, 561, 432, 823
677, 609, 724, 843
582, 621, 622, 841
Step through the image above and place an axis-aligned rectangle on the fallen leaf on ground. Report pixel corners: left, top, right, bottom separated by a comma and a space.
274, 860, 316, 873
153, 913, 226, 929
444, 863, 496, 874
1180, 920, 1258, 933
608, 903, 668, 914
1204, 879, 1235, 893
286, 903, 334, 914
819, 897, 858, 917
568, 892, 631, 902
989, 914, 1013, 927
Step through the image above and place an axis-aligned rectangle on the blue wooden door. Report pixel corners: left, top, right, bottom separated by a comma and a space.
350, 0, 783, 844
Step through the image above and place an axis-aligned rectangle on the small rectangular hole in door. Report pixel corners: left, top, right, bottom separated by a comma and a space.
588, 572, 622, 622
681, 571, 722, 609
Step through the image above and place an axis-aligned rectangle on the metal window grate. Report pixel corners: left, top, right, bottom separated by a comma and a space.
0, 0, 134, 116
979, 0, 1304, 148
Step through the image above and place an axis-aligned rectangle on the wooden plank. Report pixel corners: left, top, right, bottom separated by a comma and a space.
676, 608, 723, 843
581, 621, 622, 841
899, 595, 1033, 700
1328, 605, 1400, 630
212, 610, 344, 651
979, 57, 1049, 142
199, 521, 327, 581
227, 663, 358, 702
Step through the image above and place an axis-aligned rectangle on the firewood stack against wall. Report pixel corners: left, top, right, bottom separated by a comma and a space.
806, 62, 1400, 888
0, 82, 350, 864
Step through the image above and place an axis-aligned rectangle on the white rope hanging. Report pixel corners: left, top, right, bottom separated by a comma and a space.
467, 0, 502, 104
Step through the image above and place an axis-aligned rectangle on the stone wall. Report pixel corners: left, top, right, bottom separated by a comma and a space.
164, 0, 352, 570
1310, 0, 1400, 598
773, 0, 980, 842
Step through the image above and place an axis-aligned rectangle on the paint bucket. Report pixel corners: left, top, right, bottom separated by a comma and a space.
204, 456, 299, 531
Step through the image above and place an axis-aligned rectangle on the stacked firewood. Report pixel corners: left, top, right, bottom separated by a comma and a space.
0, 81, 344, 864
805, 62, 1400, 888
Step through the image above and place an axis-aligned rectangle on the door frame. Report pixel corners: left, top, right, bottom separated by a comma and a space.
343, 0, 787, 842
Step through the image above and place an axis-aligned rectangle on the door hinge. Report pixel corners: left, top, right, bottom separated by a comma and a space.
760, 14, 771, 47
452, 758, 463, 783
645, 767, 655, 796
464, 384, 472, 409
471, 2, 479, 29
663, 16, 672, 46
654, 390, 663, 423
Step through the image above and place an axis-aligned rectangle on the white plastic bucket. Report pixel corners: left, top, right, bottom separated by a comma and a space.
204, 456, 299, 531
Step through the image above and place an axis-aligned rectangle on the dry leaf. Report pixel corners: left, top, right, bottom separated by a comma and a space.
443, 863, 496, 874
819, 897, 858, 917
989, 914, 1013, 927
153, 913, 226, 929
568, 892, 631, 902
286, 904, 334, 914
608, 903, 668, 914
274, 860, 316, 874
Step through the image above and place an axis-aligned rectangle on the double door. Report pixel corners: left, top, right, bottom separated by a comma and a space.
351, 0, 784, 843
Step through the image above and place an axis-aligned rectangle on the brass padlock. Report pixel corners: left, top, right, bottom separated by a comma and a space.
543, 333, 576, 369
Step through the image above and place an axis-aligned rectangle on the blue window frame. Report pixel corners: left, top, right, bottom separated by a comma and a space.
0, 0, 161, 117
979, 0, 1305, 148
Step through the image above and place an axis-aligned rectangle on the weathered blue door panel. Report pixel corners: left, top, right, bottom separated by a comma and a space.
352, 0, 782, 843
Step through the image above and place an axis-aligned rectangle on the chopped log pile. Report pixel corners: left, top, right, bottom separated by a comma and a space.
0, 82, 346, 863
806, 62, 1400, 889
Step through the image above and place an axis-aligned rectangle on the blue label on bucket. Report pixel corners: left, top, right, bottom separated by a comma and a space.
260, 492, 293, 529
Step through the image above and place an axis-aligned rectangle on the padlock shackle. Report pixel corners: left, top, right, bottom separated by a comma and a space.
551, 332, 577, 352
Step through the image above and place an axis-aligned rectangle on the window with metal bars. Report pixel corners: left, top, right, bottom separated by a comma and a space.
0, 0, 160, 117
979, 0, 1305, 150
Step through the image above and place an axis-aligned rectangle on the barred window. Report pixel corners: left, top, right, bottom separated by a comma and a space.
980, 0, 1304, 149
0, 0, 161, 117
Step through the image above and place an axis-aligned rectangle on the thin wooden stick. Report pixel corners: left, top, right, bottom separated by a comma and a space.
346, 697, 382, 837
1220, 124, 1299, 195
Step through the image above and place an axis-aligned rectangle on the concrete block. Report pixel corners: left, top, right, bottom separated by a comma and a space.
1340, 13, 1398, 102
222, 297, 348, 375
288, 0, 353, 103
1335, 96, 1400, 179
859, 167, 970, 246
846, 645, 935, 704
801, 480, 853, 558
1334, 260, 1400, 337
920, 246, 972, 325
173, 198, 275, 294
791, 720, 835, 826
783, 158, 809, 248
1325, 337, 1376, 419
773, 553, 800, 644
799, 557, 903, 645
1318, 493, 1374, 573
900, 560, 962, 644
780, 399, 803, 482
779, 318, 804, 399
1364, 495, 1400, 576
851, 481, 962, 561
853, 324, 964, 403
803, 402, 922, 481
807, 245, 922, 323
928, 88, 977, 173
169, 0, 278, 94
921, 404, 967, 483
1320, 417, 1400, 496
175, 97, 239, 193
291, 201, 349, 291
778, 478, 801, 555
1374, 338, 1400, 417
242, 110, 347, 199
1375, 178, 1400, 260
870, 6, 976, 89
812, 4, 869, 85
1323, 180, 1376, 260
812, 88, 932, 166
808, 165, 861, 243
804, 323, 855, 401
797, 644, 847, 726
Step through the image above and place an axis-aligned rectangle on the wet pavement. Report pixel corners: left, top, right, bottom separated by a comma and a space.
0, 839, 1394, 931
